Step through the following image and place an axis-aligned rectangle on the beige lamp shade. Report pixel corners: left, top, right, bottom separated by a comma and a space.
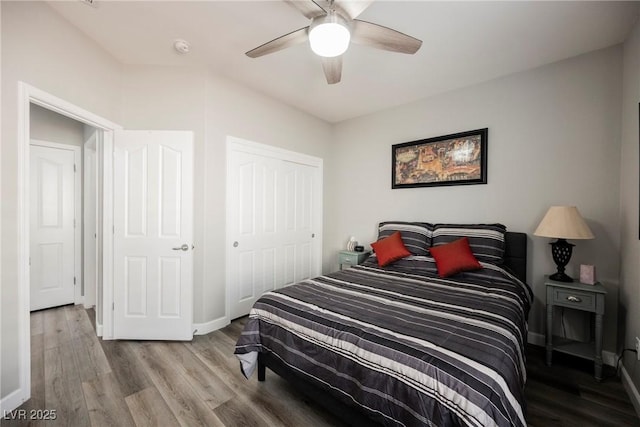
534, 206, 594, 239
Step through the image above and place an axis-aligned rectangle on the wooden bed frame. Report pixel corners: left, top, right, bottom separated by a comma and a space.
257, 231, 528, 426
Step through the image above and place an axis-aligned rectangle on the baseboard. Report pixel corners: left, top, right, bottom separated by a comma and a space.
96, 323, 103, 337
193, 316, 230, 336
527, 331, 616, 366
621, 366, 640, 418
0, 388, 27, 415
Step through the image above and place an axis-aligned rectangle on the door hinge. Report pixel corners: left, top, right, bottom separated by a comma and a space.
74, 276, 76, 285
74, 218, 76, 228
112, 302, 115, 311
74, 164, 77, 173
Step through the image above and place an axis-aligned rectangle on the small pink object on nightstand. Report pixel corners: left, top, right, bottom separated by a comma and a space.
580, 264, 596, 285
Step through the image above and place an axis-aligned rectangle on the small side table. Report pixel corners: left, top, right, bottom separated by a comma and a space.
545, 276, 606, 381
338, 250, 370, 270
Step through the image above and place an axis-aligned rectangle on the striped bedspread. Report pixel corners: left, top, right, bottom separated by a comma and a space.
235, 256, 532, 427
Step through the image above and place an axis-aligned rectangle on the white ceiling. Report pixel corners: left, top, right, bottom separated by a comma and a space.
48, 1, 640, 123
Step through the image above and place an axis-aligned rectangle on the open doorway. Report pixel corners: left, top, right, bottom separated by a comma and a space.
13, 82, 119, 409
13, 83, 196, 411
29, 105, 97, 312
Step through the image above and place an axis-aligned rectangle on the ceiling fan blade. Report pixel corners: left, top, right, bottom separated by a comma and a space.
327, 0, 374, 19
246, 27, 309, 58
351, 19, 422, 54
284, 0, 327, 19
321, 56, 342, 84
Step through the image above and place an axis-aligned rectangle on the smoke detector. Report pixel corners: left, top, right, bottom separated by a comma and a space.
79, 0, 98, 8
173, 39, 191, 54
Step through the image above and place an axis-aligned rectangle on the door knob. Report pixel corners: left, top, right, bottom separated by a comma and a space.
172, 244, 189, 251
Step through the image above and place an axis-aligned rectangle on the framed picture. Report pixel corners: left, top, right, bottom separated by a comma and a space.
392, 128, 488, 189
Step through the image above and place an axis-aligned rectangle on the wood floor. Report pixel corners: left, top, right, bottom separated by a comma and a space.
3, 305, 639, 427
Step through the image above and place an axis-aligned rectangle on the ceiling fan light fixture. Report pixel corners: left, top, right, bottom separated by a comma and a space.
309, 13, 350, 58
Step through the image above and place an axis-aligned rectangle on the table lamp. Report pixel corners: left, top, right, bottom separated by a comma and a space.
534, 206, 594, 282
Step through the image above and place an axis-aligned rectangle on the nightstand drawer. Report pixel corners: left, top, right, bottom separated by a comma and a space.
552, 288, 595, 311
339, 252, 361, 265
338, 250, 370, 270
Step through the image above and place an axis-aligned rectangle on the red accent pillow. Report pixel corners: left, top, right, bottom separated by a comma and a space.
370, 231, 412, 267
429, 237, 482, 278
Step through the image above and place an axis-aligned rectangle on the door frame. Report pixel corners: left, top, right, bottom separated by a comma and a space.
13, 82, 121, 410
29, 139, 83, 306
83, 134, 98, 310
225, 136, 323, 325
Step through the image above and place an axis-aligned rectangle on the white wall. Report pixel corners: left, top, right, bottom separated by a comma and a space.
327, 46, 623, 352
119, 64, 209, 323
620, 18, 640, 401
202, 70, 333, 324
1, 1, 122, 401
119, 66, 333, 326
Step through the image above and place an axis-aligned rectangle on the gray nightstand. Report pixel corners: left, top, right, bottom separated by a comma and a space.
545, 276, 607, 381
338, 250, 370, 270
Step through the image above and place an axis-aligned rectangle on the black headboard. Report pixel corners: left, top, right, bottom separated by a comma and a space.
504, 232, 527, 283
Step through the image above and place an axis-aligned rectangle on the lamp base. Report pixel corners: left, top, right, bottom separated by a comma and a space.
549, 238, 575, 283
549, 272, 574, 283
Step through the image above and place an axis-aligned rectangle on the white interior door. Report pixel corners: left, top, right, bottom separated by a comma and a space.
30, 143, 79, 311
113, 130, 194, 340
227, 144, 321, 319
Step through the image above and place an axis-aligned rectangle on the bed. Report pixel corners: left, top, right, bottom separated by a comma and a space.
235, 224, 532, 427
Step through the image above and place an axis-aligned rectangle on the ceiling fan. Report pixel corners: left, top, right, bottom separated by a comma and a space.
245, 0, 422, 84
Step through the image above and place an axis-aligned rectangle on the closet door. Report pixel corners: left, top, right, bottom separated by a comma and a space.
227, 140, 322, 320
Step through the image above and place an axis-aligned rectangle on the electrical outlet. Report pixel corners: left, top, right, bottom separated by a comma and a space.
636, 337, 640, 361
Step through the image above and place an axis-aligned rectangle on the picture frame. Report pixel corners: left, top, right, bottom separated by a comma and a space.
392, 128, 488, 189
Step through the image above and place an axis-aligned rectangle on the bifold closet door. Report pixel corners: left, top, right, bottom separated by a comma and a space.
227, 149, 320, 320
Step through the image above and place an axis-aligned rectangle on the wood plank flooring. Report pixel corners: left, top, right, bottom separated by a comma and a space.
3, 305, 639, 426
